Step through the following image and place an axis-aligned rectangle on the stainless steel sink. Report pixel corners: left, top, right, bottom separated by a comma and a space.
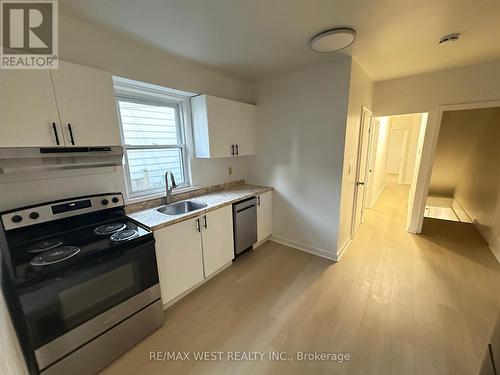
156, 201, 207, 216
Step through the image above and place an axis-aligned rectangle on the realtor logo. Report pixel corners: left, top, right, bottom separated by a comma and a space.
1, 0, 58, 69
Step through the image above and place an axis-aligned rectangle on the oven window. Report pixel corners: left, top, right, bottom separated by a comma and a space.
59, 264, 136, 320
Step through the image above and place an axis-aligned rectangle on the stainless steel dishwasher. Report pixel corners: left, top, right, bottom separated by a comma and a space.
233, 197, 257, 256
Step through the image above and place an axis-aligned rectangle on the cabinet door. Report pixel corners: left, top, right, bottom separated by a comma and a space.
206, 95, 239, 158
236, 102, 256, 156
257, 191, 273, 242
192, 95, 240, 158
50, 61, 121, 147
154, 218, 204, 304
0, 70, 63, 147
201, 205, 234, 277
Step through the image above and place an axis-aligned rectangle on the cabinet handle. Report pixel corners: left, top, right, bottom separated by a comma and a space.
235, 144, 239, 155
203, 215, 207, 229
257, 196, 261, 206
231, 144, 235, 156
51, 123, 60, 145
67, 123, 75, 145
196, 218, 201, 232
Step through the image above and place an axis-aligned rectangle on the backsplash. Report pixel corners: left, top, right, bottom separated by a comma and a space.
125, 179, 245, 214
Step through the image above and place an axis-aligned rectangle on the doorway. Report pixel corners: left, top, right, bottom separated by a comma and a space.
351, 112, 427, 239
408, 100, 500, 237
412, 102, 500, 261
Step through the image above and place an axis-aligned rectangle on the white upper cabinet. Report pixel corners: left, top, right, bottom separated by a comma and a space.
50, 61, 121, 146
236, 102, 256, 156
191, 94, 256, 158
0, 61, 121, 148
257, 191, 273, 243
0, 70, 62, 147
200, 205, 234, 277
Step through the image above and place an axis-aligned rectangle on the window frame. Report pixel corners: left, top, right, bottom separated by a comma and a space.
114, 79, 192, 201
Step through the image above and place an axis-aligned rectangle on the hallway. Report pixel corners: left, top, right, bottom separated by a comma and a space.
102, 185, 500, 375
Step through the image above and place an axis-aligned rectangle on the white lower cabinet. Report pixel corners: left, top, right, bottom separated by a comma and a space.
154, 218, 204, 304
257, 191, 273, 243
154, 205, 234, 305
201, 205, 234, 277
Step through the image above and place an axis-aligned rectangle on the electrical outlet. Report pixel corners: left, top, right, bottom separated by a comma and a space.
228, 167, 233, 175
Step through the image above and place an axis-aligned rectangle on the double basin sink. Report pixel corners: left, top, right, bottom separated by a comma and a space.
156, 200, 207, 216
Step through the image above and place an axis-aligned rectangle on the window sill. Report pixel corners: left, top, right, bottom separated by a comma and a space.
125, 185, 198, 205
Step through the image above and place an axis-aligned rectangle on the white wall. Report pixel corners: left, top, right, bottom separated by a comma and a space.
373, 60, 500, 116
0, 168, 121, 211
454, 108, 500, 261
336, 61, 374, 254
429, 108, 494, 196
59, 14, 255, 103
373, 60, 500, 233
248, 58, 352, 260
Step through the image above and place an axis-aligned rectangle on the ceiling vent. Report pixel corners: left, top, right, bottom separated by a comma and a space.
439, 33, 460, 45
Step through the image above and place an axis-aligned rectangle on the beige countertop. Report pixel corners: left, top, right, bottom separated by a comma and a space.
127, 184, 272, 231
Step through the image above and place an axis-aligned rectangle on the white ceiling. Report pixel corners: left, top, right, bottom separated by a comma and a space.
60, 0, 500, 82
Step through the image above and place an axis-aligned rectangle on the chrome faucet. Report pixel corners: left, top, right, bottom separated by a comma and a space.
165, 171, 177, 205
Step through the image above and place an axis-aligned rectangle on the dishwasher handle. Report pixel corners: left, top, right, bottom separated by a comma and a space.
236, 204, 256, 214
234, 197, 257, 212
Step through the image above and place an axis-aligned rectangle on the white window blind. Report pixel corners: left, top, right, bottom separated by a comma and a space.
117, 98, 188, 199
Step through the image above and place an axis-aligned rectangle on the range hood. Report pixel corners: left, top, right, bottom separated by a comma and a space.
0, 146, 124, 174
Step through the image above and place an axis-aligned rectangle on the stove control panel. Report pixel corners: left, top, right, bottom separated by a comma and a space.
1, 193, 124, 231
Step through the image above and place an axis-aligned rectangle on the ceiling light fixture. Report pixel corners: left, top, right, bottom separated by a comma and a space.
310, 27, 356, 53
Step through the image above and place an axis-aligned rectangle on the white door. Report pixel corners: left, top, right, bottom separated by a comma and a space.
50, 61, 121, 147
154, 218, 204, 304
0, 70, 63, 147
386, 128, 408, 177
353, 109, 372, 235
236, 102, 256, 156
200, 206, 234, 277
257, 191, 273, 242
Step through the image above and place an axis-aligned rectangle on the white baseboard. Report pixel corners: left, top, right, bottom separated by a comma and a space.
253, 236, 271, 249
270, 235, 337, 262
162, 261, 232, 310
336, 238, 352, 261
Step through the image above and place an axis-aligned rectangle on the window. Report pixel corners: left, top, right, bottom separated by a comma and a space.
114, 78, 191, 200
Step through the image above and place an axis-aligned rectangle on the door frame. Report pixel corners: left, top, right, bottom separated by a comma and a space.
351, 106, 373, 237
407, 99, 500, 233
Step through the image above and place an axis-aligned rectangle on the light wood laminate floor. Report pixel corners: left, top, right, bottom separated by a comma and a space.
102, 185, 500, 375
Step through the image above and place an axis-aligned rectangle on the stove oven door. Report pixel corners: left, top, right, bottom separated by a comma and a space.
17, 239, 160, 371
